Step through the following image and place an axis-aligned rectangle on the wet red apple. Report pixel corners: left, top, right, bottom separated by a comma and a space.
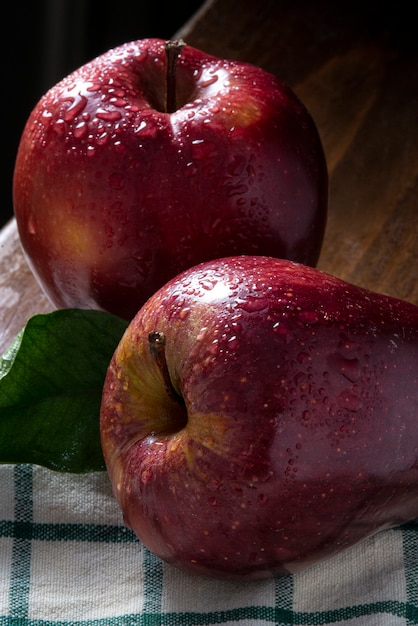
13, 38, 327, 320
100, 255, 418, 580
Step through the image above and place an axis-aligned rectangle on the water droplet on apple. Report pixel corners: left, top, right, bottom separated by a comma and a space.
135, 119, 159, 138
294, 371, 306, 387
63, 94, 88, 122
337, 391, 363, 411
227, 154, 247, 177
338, 335, 361, 354
73, 121, 89, 139
328, 353, 361, 382
126, 104, 140, 114
184, 161, 198, 178
191, 139, 217, 160
28, 215, 36, 235
113, 141, 126, 154
86, 82, 102, 93
227, 335, 239, 350
224, 182, 249, 198
94, 131, 108, 146
297, 352, 311, 364
109, 97, 127, 107
110, 200, 127, 219
200, 74, 219, 89
135, 120, 148, 134
179, 307, 191, 320
237, 296, 267, 313
96, 109, 123, 122
54, 118, 66, 137
273, 322, 293, 343
209, 339, 220, 354
196, 327, 208, 341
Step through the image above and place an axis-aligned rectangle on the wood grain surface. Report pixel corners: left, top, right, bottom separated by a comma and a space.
1, 0, 417, 353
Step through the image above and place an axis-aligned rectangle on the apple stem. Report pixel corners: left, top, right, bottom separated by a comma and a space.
165, 39, 186, 113
148, 331, 184, 406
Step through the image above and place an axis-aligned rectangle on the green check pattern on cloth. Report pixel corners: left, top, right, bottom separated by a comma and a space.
2, 463, 418, 625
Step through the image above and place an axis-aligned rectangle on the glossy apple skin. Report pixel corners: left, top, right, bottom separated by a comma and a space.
100, 255, 418, 580
13, 38, 327, 320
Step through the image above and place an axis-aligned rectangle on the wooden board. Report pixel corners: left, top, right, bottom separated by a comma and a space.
1, 0, 417, 353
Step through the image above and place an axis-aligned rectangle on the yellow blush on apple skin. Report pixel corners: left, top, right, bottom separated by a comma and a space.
46, 207, 103, 267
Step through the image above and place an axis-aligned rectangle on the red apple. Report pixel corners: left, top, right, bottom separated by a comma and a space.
13, 38, 327, 321
100, 255, 418, 580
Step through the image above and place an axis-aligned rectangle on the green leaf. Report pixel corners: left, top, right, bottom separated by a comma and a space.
0, 309, 128, 473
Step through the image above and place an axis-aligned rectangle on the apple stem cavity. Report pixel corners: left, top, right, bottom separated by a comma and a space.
148, 331, 184, 406
165, 39, 186, 113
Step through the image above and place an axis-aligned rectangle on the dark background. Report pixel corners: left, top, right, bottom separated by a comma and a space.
3, 0, 203, 228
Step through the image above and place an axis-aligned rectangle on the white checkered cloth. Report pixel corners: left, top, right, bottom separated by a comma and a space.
1, 463, 418, 625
